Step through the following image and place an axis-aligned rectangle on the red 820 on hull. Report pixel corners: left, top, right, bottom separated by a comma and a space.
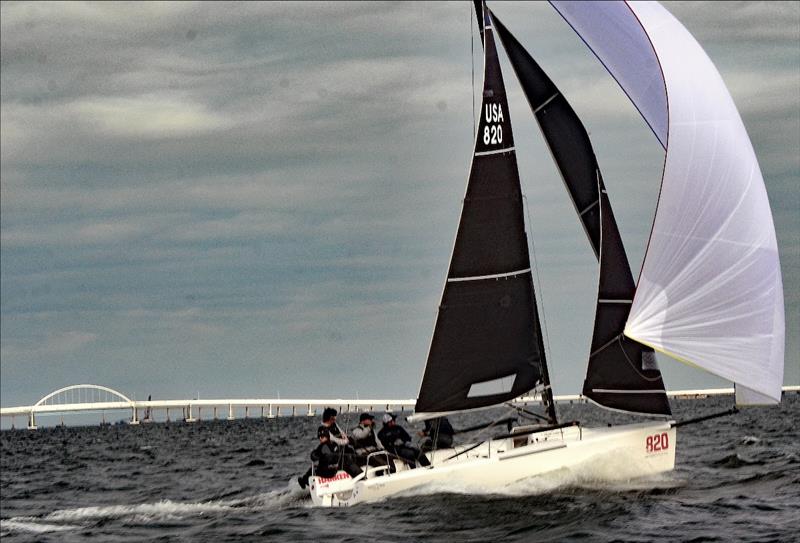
646, 432, 670, 453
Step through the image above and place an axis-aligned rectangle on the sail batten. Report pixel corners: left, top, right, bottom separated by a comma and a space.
475, 146, 515, 157
448, 268, 531, 283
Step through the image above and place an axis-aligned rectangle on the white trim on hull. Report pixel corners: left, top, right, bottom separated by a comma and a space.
309, 420, 676, 507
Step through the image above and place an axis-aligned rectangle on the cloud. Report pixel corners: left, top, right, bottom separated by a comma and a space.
70, 94, 236, 138
1, 331, 98, 361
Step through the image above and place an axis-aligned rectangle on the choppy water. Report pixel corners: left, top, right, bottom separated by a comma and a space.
1, 395, 798, 542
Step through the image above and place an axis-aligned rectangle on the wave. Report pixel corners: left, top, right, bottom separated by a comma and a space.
0, 519, 83, 535
0, 479, 309, 535
711, 453, 766, 468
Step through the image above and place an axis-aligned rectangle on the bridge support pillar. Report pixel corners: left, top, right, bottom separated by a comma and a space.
185, 404, 196, 423
227, 404, 235, 420
28, 411, 37, 430
306, 404, 315, 417
130, 407, 140, 425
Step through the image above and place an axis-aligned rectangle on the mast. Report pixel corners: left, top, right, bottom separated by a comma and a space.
474, 2, 556, 424
473, 0, 484, 46
492, 13, 670, 415
414, 5, 553, 420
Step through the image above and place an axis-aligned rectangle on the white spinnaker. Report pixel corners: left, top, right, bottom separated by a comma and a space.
550, 1, 785, 404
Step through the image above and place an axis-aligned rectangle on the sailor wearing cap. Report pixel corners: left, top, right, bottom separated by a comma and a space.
350, 412, 391, 469
377, 412, 431, 469
351, 412, 378, 452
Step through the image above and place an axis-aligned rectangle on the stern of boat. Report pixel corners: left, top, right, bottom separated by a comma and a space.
309, 471, 361, 507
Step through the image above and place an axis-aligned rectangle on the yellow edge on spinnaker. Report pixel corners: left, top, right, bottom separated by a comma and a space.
623, 332, 780, 406
623, 329, 705, 372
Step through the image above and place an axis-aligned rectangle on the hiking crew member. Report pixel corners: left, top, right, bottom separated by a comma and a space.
298, 406, 354, 489
419, 417, 455, 452
311, 427, 362, 478
377, 412, 430, 468
319, 407, 350, 448
351, 412, 391, 469
299, 427, 362, 488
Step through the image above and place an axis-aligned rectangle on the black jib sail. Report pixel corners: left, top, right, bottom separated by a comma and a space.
585, 186, 671, 415
414, 7, 554, 421
492, 13, 671, 416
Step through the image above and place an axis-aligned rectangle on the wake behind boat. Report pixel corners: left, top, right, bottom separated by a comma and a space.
304, 1, 784, 507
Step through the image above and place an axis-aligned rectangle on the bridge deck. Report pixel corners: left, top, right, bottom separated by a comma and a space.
3, 387, 798, 419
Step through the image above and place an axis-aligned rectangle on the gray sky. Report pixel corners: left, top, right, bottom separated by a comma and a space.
2, 1, 798, 412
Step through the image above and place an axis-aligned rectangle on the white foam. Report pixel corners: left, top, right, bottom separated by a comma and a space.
0, 519, 82, 535
1, 480, 309, 534
226, 480, 309, 509
43, 499, 233, 523
393, 447, 684, 499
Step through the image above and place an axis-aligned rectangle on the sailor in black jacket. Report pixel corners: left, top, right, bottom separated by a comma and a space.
377, 413, 430, 468
419, 417, 455, 451
299, 427, 362, 488
317, 407, 350, 448
310, 428, 342, 478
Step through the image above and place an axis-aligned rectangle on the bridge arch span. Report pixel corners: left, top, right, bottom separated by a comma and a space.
35, 384, 134, 407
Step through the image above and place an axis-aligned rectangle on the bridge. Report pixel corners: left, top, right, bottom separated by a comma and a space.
1, 384, 798, 429
0, 384, 422, 429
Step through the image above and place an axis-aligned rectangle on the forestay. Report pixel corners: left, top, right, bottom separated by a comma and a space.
551, 1, 785, 404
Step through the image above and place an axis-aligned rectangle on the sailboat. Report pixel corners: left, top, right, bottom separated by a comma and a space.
307, 1, 784, 507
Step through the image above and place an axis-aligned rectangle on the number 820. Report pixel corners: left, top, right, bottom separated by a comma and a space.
646, 432, 669, 452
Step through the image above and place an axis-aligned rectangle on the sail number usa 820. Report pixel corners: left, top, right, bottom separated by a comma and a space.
483, 103, 504, 145
645, 432, 669, 453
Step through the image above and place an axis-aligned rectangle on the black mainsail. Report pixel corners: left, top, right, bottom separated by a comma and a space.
492, 14, 671, 416
414, 7, 555, 421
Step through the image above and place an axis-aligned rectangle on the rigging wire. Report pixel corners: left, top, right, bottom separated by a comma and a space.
522, 194, 557, 393
616, 336, 664, 382
470, 5, 476, 137
442, 407, 519, 462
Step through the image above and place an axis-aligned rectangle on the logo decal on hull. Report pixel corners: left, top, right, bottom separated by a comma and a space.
317, 472, 352, 484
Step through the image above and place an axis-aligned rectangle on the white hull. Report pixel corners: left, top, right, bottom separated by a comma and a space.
309, 420, 676, 507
